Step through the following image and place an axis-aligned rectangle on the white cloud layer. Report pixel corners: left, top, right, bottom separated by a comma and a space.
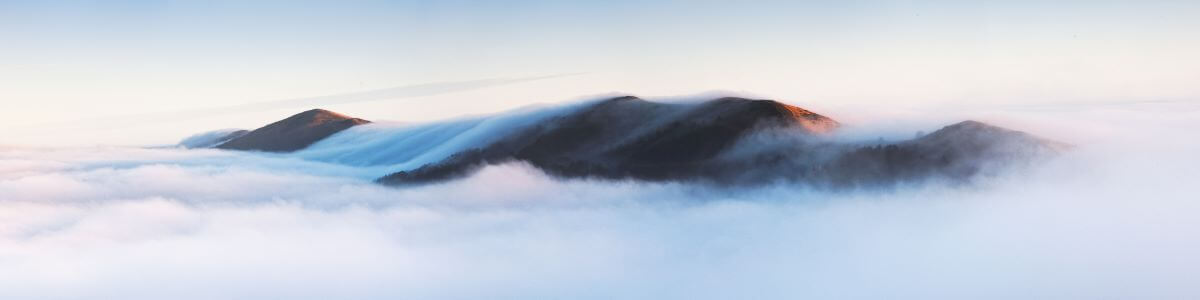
1, 102, 1198, 299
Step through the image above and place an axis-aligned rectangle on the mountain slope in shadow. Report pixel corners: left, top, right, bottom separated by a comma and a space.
378, 96, 1064, 187
216, 109, 370, 152
771, 120, 1066, 189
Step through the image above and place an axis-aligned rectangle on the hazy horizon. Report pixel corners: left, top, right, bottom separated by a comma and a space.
4, 0, 1199, 146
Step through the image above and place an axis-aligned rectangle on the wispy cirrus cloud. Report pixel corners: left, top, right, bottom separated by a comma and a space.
16, 73, 585, 133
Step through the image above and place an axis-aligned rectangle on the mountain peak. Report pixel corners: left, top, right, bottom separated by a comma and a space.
290, 108, 363, 123
216, 109, 370, 152
297, 108, 337, 115
697, 97, 840, 133
924, 120, 1022, 141
913, 119, 1067, 155
602, 95, 643, 102
940, 120, 994, 131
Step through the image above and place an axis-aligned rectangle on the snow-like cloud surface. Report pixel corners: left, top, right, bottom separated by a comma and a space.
1, 103, 1198, 299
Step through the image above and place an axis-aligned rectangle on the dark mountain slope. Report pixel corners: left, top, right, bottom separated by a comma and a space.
378, 97, 1062, 187
217, 109, 370, 152
819, 120, 1065, 188
378, 96, 845, 185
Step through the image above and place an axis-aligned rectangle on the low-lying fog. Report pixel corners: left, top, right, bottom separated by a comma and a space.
1, 102, 1197, 299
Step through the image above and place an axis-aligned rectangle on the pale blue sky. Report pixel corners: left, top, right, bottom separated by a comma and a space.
2, 0, 1198, 145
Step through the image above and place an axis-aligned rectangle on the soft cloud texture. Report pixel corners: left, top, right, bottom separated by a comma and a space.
1, 103, 1198, 299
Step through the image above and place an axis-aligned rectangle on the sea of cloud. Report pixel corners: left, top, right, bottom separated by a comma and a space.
1, 101, 1197, 299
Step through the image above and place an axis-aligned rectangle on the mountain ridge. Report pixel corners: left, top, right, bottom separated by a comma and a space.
188, 96, 1063, 188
